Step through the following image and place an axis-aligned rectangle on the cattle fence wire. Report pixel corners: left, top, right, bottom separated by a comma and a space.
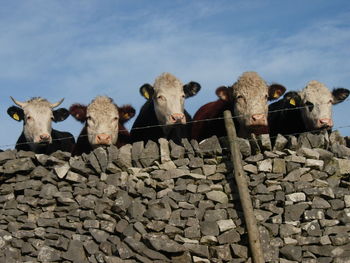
2, 98, 350, 150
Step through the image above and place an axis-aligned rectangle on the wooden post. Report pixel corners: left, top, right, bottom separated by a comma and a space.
224, 110, 265, 263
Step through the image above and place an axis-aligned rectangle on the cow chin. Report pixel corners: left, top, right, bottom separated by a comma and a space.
247, 125, 269, 135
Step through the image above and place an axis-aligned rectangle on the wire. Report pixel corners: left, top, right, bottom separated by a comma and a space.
2, 98, 350, 149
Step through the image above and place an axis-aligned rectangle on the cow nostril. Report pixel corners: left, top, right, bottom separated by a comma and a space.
96, 134, 111, 144
170, 113, 185, 123
40, 134, 50, 141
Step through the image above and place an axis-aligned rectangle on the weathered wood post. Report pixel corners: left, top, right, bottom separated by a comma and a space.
224, 110, 265, 263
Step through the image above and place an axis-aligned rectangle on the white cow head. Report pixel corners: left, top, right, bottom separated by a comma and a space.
140, 72, 201, 135
299, 80, 349, 130
216, 72, 286, 137
7, 97, 68, 148
70, 96, 135, 148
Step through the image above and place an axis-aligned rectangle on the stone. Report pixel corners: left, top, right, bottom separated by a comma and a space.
273, 158, 286, 174
66, 171, 87, 183
37, 246, 61, 262
206, 191, 228, 204
273, 134, 288, 151
198, 136, 222, 157
145, 233, 185, 253
158, 138, 171, 163
280, 245, 302, 261
285, 192, 306, 202
332, 158, 350, 175
257, 159, 272, 172
62, 240, 88, 262
3, 158, 36, 174
305, 159, 324, 170
217, 219, 235, 232
94, 147, 108, 172
114, 144, 132, 169
236, 137, 251, 157
258, 134, 272, 151
144, 200, 172, 220
140, 140, 159, 167
131, 141, 144, 167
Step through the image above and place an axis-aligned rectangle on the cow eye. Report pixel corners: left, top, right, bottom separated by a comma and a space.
87, 116, 92, 121
305, 101, 314, 112
27, 116, 32, 120
114, 116, 119, 121
157, 95, 166, 101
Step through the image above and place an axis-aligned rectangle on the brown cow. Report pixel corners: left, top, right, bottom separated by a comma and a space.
70, 96, 135, 155
192, 72, 286, 141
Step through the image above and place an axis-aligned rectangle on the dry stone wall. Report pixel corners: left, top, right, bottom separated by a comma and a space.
0, 132, 350, 262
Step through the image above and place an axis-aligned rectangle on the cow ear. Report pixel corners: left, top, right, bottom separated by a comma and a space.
119, 105, 136, 124
53, 108, 70, 122
268, 84, 286, 101
140, 84, 154, 100
332, 88, 350, 104
184, 82, 201, 98
69, 104, 87, 123
215, 86, 230, 101
7, 106, 24, 122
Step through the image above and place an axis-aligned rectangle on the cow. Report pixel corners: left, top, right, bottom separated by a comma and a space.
7, 97, 75, 154
268, 81, 349, 137
69, 96, 135, 155
192, 71, 286, 141
268, 91, 305, 137
130, 72, 201, 144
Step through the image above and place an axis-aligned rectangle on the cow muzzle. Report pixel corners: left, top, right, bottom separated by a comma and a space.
37, 133, 51, 144
169, 113, 186, 124
95, 134, 112, 145
250, 114, 268, 126
317, 118, 333, 129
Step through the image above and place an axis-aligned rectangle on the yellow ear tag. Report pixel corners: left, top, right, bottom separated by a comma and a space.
143, 90, 150, 100
13, 113, 20, 121
273, 91, 280, 99
123, 113, 130, 119
289, 98, 296, 106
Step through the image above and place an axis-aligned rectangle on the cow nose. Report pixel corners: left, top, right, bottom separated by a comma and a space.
319, 118, 333, 128
251, 114, 267, 126
39, 134, 51, 142
96, 134, 111, 145
170, 113, 185, 124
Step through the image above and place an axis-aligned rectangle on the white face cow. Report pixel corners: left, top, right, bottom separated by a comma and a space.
140, 72, 201, 135
299, 80, 349, 130
7, 97, 69, 149
70, 96, 135, 148
217, 72, 286, 137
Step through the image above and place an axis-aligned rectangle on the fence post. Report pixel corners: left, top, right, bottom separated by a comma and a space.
224, 110, 265, 263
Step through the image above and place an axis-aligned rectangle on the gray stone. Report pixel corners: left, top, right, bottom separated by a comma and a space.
273, 158, 286, 174
258, 134, 272, 151
284, 167, 310, 182
140, 140, 159, 167
94, 147, 108, 172
114, 144, 132, 169
206, 191, 228, 204
144, 200, 172, 220
200, 221, 219, 236
145, 233, 185, 253
62, 240, 88, 262
280, 245, 302, 261
236, 137, 251, 157
37, 246, 61, 262
273, 134, 288, 151
169, 140, 185, 159
124, 237, 170, 261
131, 141, 144, 167
284, 203, 309, 221
3, 158, 36, 174
257, 159, 272, 172
231, 244, 248, 259
198, 136, 222, 156
66, 171, 87, 183
0, 150, 16, 164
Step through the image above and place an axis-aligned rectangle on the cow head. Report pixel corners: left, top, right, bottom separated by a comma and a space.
7, 97, 68, 147
140, 72, 201, 135
70, 96, 135, 148
299, 80, 349, 130
219, 72, 286, 137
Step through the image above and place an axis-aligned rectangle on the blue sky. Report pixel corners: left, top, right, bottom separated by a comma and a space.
0, 0, 350, 149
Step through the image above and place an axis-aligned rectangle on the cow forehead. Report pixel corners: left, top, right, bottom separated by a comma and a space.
232, 72, 268, 97
153, 72, 184, 93
300, 80, 332, 103
87, 96, 119, 116
23, 98, 53, 114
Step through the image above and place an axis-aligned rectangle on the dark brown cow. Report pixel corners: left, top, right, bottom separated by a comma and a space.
192, 72, 286, 141
70, 96, 135, 155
